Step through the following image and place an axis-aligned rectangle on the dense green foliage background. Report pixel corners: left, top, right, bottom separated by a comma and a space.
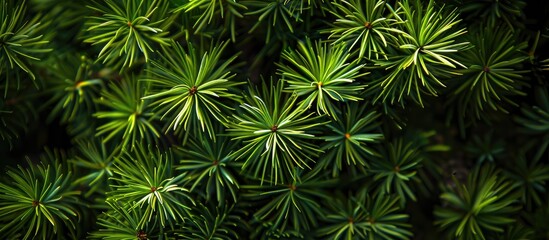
1, 0, 549, 239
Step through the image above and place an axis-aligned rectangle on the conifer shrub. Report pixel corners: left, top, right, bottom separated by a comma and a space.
1, 0, 549, 239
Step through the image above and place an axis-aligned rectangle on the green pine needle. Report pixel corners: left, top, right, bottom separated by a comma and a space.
70, 139, 117, 197
244, 0, 304, 43
366, 0, 469, 106
174, 0, 246, 42
506, 153, 549, 209
450, 25, 529, 119
43, 54, 103, 124
90, 200, 163, 239
108, 144, 195, 229
242, 169, 335, 233
278, 38, 368, 119
176, 132, 242, 204
226, 79, 326, 184
371, 138, 423, 205
94, 74, 160, 150
459, 0, 526, 30
142, 40, 243, 140
0, 150, 81, 239
0, 0, 51, 94
176, 202, 249, 239
317, 192, 412, 240
435, 164, 521, 240
326, 0, 404, 60
319, 102, 383, 177
84, 0, 174, 70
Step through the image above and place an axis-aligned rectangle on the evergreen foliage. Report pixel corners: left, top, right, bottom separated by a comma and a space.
142, 40, 241, 140
226, 79, 325, 184
1, 0, 549, 239
278, 38, 367, 118
0, 0, 50, 91
435, 164, 521, 240
448, 25, 529, 120
0, 150, 80, 239
319, 102, 383, 177
84, 0, 174, 69
94, 73, 160, 150
108, 144, 194, 228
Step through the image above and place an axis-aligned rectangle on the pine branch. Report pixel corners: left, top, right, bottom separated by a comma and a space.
84, 0, 175, 70
365, 0, 469, 106
94, 73, 160, 150
0, 150, 81, 239
278, 38, 367, 119
107, 144, 194, 229
176, 131, 242, 204
319, 102, 383, 177
142, 40, 243, 140
226, 78, 326, 184
0, 0, 51, 94
435, 164, 522, 240
325, 0, 404, 60
449, 24, 529, 119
